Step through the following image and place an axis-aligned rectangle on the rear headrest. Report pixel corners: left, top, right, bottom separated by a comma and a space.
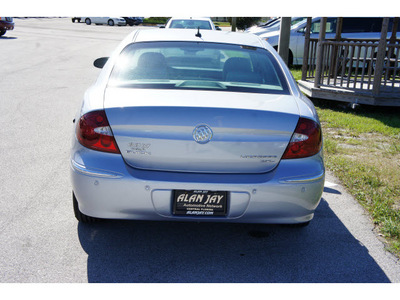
223, 57, 252, 76
137, 52, 167, 68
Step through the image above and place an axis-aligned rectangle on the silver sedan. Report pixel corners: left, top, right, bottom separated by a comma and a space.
71, 29, 325, 226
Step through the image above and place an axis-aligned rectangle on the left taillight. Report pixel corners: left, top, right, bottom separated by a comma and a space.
282, 117, 322, 159
76, 110, 120, 154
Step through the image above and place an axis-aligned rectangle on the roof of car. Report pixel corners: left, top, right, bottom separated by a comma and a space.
168, 17, 213, 21
130, 28, 266, 48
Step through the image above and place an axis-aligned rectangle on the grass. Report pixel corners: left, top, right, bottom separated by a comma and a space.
214, 22, 231, 27
291, 68, 400, 257
290, 66, 303, 82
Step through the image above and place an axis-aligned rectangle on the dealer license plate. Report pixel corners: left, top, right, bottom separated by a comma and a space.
173, 190, 227, 216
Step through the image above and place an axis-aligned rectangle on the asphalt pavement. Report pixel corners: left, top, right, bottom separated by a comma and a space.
0, 18, 399, 283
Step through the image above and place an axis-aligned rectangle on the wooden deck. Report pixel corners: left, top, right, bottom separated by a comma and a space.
299, 39, 400, 106
298, 78, 400, 106
299, 18, 400, 106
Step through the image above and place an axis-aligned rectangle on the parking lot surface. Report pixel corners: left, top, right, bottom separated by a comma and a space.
1, 18, 399, 283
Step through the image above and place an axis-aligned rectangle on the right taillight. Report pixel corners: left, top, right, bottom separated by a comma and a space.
282, 117, 322, 159
76, 110, 120, 154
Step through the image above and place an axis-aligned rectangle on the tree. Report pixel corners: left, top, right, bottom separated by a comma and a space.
228, 17, 262, 30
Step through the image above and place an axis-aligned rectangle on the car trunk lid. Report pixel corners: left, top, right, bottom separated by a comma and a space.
104, 88, 299, 173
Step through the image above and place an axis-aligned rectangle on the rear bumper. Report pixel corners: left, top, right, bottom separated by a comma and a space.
71, 145, 325, 224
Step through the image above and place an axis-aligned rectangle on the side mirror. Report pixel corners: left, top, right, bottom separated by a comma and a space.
93, 57, 109, 69
215, 26, 222, 31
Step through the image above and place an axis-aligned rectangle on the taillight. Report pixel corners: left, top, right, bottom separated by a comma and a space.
76, 110, 120, 154
282, 117, 322, 159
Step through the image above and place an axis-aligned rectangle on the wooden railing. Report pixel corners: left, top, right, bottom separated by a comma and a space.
302, 38, 400, 95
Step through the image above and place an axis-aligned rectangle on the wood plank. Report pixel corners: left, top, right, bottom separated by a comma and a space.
301, 17, 312, 81
372, 18, 390, 95
314, 17, 327, 88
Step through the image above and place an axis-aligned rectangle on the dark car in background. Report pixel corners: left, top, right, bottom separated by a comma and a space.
0, 17, 14, 37
122, 17, 143, 26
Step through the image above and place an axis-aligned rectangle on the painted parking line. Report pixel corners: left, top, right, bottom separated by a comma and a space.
324, 181, 338, 187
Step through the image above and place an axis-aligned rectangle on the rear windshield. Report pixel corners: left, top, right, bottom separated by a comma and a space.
108, 41, 290, 95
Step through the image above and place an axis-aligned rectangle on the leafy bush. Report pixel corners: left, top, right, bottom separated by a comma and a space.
228, 17, 262, 30
144, 17, 169, 25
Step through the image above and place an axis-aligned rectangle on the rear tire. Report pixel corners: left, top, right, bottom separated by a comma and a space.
282, 221, 310, 228
0, 30, 6, 37
73, 192, 98, 223
273, 46, 294, 66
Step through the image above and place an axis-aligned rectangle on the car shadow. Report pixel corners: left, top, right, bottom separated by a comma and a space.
0, 36, 17, 40
323, 186, 342, 194
77, 198, 390, 283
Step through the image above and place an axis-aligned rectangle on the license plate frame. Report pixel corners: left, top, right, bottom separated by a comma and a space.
173, 190, 228, 216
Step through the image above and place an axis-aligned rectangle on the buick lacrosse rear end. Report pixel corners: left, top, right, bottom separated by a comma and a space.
71, 29, 324, 225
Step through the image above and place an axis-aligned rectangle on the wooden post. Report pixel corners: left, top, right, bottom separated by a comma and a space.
335, 17, 343, 41
372, 17, 389, 96
314, 17, 327, 88
389, 17, 399, 44
301, 17, 312, 81
278, 17, 292, 66
330, 17, 343, 78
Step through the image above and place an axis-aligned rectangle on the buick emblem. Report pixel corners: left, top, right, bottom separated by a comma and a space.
193, 125, 213, 144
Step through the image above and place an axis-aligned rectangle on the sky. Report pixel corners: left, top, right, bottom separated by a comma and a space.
2, 0, 399, 17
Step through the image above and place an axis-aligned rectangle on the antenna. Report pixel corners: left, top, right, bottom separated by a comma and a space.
195, 27, 202, 38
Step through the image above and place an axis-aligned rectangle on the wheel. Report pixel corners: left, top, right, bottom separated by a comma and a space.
288, 51, 294, 67
273, 46, 294, 66
73, 192, 98, 223
108, 19, 115, 26
0, 30, 6, 37
282, 221, 310, 228
293, 221, 310, 227
85, 18, 91, 25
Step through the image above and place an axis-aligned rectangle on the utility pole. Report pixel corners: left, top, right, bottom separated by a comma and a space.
231, 17, 236, 32
278, 17, 291, 66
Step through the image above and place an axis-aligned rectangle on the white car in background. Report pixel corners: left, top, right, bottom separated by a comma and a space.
258, 17, 399, 66
162, 17, 219, 30
245, 18, 280, 33
246, 17, 306, 35
83, 17, 126, 26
